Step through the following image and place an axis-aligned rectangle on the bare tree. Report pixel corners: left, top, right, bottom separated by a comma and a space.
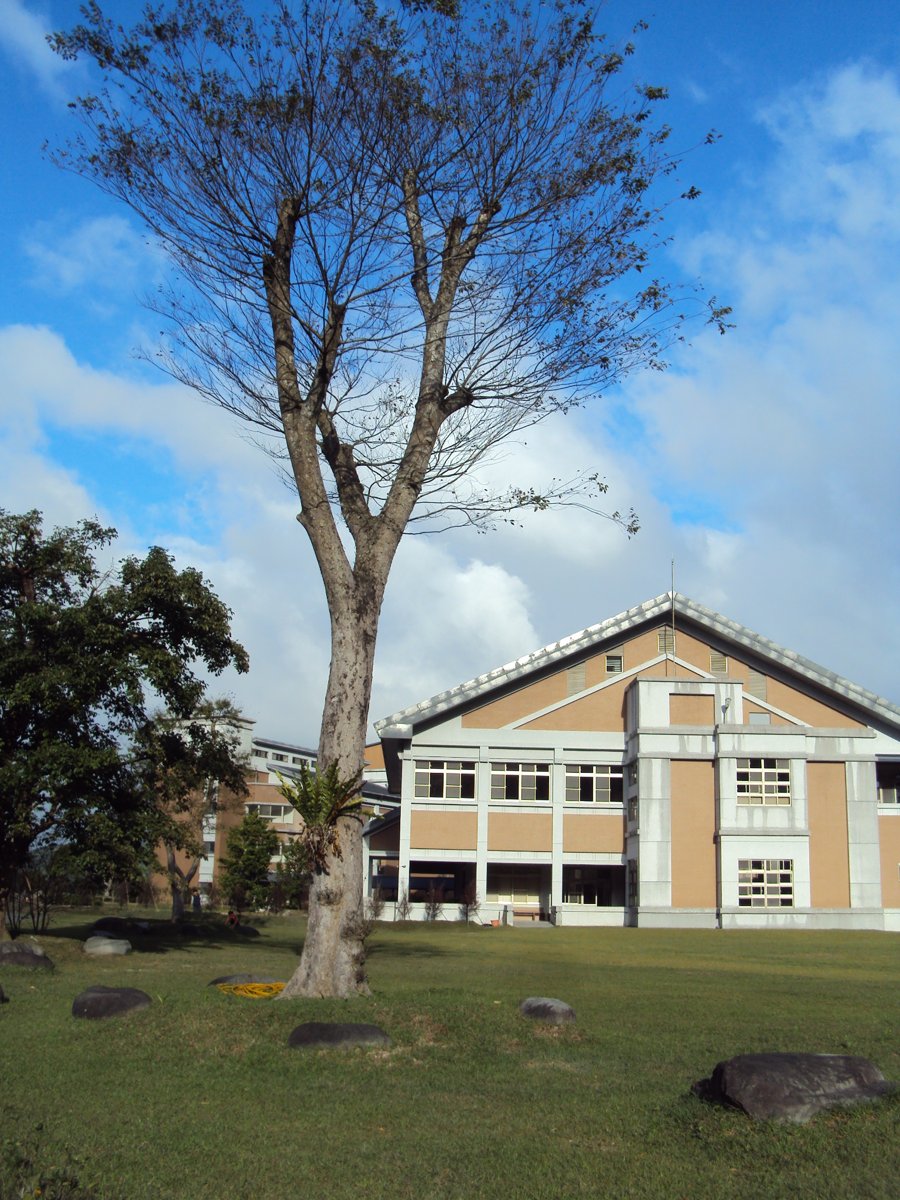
51, 0, 726, 996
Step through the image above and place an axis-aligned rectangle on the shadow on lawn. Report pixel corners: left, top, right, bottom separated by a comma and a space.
39, 915, 282, 955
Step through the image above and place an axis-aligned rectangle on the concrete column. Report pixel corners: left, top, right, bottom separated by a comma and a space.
397, 752, 413, 900
846, 760, 882, 908
476, 758, 490, 901
551, 759, 565, 907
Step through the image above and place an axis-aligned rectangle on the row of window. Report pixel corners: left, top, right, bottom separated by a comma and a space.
414, 757, 792, 806
246, 802, 294, 822
414, 761, 625, 804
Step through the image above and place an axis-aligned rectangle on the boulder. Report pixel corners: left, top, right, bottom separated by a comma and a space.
519, 996, 576, 1024
84, 936, 132, 956
72, 985, 151, 1020
692, 1053, 896, 1124
0, 941, 54, 970
208, 973, 281, 986
288, 1022, 391, 1050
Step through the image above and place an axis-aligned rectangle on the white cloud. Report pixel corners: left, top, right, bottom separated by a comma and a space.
24, 215, 164, 301
0, 0, 75, 98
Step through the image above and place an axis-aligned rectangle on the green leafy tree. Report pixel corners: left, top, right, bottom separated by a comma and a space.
52, 0, 727, 993
273, 838, 312, 911
0, 509, 249, 937
219, 810, 279, 911
136, 699, 250, 922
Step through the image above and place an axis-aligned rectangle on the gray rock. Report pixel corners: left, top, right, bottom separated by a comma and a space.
84, 935, 132, 956
208, 973, 282, 986
692, 1053, 897, 1124
288, 1022, 391, 1050
519, 996, 576, 1024
0, 941, 54, 970
72, 985, 151, 1020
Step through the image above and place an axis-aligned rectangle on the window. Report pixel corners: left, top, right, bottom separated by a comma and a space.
748, 711, 771, 726
566, 662, 586, 695
491, 762, 550, 802
736, 758, 791, 805
738, 858, 793, 907
658, 627, 675, 655
271, 752, 288, 763
709, 650, 728, 675
746, 669, 767, 700
247, 802, 293, 821
876, 761, 900, 805
605, 652, 624, 674
626, 861, 638, 906
565, 764, 624, 804
414, 760, 476, 800
203, 840, 216, 856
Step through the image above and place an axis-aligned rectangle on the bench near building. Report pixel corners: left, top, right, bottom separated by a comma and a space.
364, 593, 900, 930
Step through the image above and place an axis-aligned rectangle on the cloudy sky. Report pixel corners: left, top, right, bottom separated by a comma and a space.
1, 0, 898, 745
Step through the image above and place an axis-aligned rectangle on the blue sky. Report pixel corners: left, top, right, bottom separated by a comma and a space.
1, 0, 899, 742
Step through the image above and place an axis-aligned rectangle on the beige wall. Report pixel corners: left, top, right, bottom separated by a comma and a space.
521, 678, 629, 732
878, 815, 900, 908
487, 812, 552, 852
410, 810, 477, 851
807, 762, 850, 908
670, 760, 717, 908
368, 823, 400, 852
461, 621, 865, 731
669, 693, 716, 725
743, 702, 792, 726
462, 672, 568, 727
764, 679, 863, 729
562, 813, 625, 853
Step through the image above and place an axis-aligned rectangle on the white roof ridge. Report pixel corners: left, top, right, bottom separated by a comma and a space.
374, 593, 900, 735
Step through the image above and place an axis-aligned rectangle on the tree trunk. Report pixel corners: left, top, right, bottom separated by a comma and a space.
280, 588, 379, 998
165, 844, 198, 923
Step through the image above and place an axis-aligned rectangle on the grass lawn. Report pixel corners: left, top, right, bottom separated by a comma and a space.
1, 911, 898, 1200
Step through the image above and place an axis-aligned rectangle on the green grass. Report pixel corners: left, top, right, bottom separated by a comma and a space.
1, 912, 898, 1200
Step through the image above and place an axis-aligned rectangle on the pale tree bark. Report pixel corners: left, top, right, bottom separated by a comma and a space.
165, 843, 200, 923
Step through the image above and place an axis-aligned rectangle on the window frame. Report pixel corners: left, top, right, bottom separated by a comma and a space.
414, 759, 477, 801
736, 757, 791, 806
490, 762, 551, 803
737, 858, 794, 907
564, 763, 624, 804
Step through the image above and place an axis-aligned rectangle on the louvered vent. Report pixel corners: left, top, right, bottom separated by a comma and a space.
747, 669, 767, 700
658, 627, 675, 655
566, 662, 586, 695
710, 651, 728, 675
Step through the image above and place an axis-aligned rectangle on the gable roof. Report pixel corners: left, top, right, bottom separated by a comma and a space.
375, 592, 900, 736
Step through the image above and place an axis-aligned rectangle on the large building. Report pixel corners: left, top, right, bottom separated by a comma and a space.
160, 727, 396, 903
367, 594, 900, 930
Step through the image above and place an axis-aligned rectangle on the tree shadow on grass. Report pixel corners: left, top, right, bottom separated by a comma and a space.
39, 915, 272, 955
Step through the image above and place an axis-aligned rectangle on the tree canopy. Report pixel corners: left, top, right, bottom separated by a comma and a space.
51, 0, 725, 993
0, 508, 248, 935
137, 698, 250, 921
